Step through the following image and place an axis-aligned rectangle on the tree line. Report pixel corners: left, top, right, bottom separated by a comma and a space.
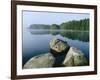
60, 18, 89, 31
30, 18, 89, 31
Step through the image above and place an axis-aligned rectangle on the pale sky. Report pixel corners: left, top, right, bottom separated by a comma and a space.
23, 11, 89, 28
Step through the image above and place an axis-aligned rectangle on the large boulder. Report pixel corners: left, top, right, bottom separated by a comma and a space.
49, 38, 70, 54
23, 53, 55, 69
62, 47, 88, 66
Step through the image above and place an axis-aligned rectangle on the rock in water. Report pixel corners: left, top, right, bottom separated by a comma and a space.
49, 38, 70, 55
23, 53, 55, 69
49, 38, 88, 66
63, 47, 88, 66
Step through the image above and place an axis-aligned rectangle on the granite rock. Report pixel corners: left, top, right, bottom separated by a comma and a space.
63, 47, 88, 66
23, 53, 55, 69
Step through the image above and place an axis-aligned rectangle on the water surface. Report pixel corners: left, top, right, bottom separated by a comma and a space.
22, 28, 89, 67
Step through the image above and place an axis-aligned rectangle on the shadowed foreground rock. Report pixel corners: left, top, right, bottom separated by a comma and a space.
23, 53, 55, 69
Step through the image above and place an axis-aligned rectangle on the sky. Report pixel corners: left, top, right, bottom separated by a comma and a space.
23, 11, 90, 28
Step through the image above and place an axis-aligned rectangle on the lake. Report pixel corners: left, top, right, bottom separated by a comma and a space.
22, 28, 89, 67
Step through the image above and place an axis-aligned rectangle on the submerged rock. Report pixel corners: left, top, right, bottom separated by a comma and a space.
23, 53, 55, 69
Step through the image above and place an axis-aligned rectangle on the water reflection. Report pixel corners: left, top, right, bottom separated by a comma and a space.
29, 29, 89, 42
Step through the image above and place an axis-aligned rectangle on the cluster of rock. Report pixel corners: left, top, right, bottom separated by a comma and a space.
23, 38, 88, 69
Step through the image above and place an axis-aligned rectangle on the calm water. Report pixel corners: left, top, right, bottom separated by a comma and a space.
22, 28, 89, 66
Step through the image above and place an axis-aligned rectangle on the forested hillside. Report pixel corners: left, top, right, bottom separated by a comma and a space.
29, 18, 89, 31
